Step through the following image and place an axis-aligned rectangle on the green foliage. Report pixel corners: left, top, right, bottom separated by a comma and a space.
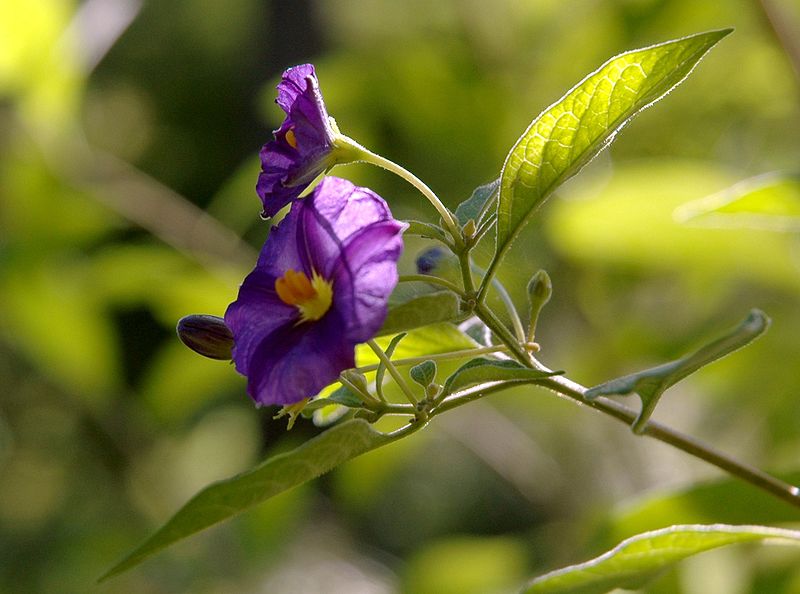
586, 309, 770, 432
496, 29, 731, 262
4, 2, 800, 591
403, 536, 528, 594
379, 290, 462, 336
100, 419, 402, 580
676, 172, 800, 231
410, 360, 438, 388
523, 524, 800, 594
454, 178, 500, 226
442, 358, 560, 396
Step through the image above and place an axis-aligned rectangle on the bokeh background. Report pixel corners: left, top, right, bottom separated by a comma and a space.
2, 1, 800, 592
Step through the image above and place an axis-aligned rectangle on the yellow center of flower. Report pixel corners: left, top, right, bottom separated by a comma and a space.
275, 269, 333, 323
285, 128, 298, 149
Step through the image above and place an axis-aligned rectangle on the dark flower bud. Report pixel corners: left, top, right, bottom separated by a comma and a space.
176, 314, 234, 360
415, 247, 460, 281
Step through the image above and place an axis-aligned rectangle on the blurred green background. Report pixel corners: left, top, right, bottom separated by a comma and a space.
1, 1, 800, 592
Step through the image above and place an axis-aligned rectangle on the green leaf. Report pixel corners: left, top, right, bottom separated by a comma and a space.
455, 178, 500, 226
100, 419, 402, 581
404, 219, 451, 244
378, 290, 462, 336
303, 384, 364, 411
496, 29, 731, 262
585, 309, 769, 433
442, 358, 561, 396
675, 172, 800, 231
590, 471, 800, 550
410, 360, 438, 387
522, 524, 800, 594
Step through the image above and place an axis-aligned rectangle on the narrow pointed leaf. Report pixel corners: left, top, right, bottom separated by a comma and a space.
443, 358, 561, 396
586, 309, 769, 432
100, 419, 400, 581
522, 524, 800, 594
455, 178, 500, 226
496, 29, 732, 261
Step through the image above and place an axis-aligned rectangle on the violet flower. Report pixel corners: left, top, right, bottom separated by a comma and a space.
257, 64, 360, 219
225, 177, 406, 406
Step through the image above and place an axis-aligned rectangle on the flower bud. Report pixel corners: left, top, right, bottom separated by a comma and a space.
176, 314, 234, 360
526, 269, 552, 342
527, 269, 552, 305
415, 247, 460, 284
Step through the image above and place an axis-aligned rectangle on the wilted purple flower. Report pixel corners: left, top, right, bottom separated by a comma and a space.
226, 177, 406, 406
257, 64, 359, 219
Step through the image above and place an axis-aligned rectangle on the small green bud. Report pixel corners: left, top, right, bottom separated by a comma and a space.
527, 269, 552, 305
340, 369, 370, 395
462, 218, 477, 240
176, 314, 233, 360
526, 269, 553, 342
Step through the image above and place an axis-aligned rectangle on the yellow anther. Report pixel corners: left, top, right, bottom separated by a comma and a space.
285, 128, 298, 149
275, 269, 333, 323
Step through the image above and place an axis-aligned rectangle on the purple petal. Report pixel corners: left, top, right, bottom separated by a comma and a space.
227, 175, 406, 407
246, 311, 355, 406
332, 220, 406, 342
224, 269, 297, 377
256, 64, 336, 218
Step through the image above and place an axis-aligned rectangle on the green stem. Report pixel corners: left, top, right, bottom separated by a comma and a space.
459, 252, 476, 296
469, 299, 800, 509
348, 140, 462, 243
367, 339, 419, 406
399, 274, 466, 296
475, 302, 534, 365
476, 254, 502, 305
429, 374, 800, 509
356, 343, 539, 374
471, 263, 526, 343
538, 373, 800, 510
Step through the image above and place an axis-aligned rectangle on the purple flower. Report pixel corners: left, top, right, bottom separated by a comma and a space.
257, 64, 355, 219
225, 177, 406, 406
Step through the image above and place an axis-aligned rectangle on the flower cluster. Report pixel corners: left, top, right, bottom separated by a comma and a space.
180, 64, 405, 407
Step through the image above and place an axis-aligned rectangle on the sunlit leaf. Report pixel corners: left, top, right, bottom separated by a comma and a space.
675, 172, 800, 231
523, 524, 800, 594
585, 309, 770, 433
496, 29, 731, 262
547, 161, 800, 291
100, 419, 404, 580
442, 358, 561, 396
